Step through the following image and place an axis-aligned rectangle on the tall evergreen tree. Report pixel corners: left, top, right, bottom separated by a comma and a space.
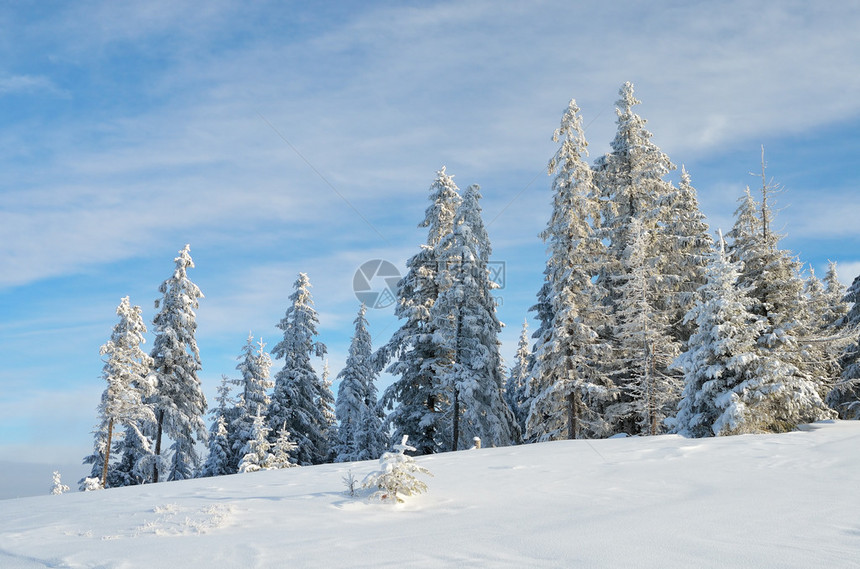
593, 82, 677, 304
590, 83, 688, 436
268, 273, 330, 465
659, 166, 714, 344
149, 244, 207, 482
379, 168, 461, 454
431, 184, 519, 450
83, 297, 155, 488
335, 305, 387, 462
725, 164, 835, 430
527, 99, 613, 442
608, 218, 682, 435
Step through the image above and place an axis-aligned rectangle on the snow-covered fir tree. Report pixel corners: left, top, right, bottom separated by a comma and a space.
379, 168, 461, 454
592, 82, 677, 307
607, 218, 682, 435
319, 361, 337, 463
821, 262, 850, 330
199, 415, 233, 478
362, 435, 433, 503
527, 99, 614, 442
431, 184, 519, 450
148, 245, 207, 482
82, 296, 155, 489
234, 334, 274, 420
803, 265, 850, 400
335, 305, 387, 462
269, 422, 299, 469
229, 335, 274, 471
110, 423, 155, 487
268, 273, 331, 465
238, 413, 274, 473
831, 271, 860, 418
670, 235, 770, 436
51, 471, 70, 495
505, 320, 532, 433
725, 165, 834, 431
659, 166, 714, 343
198, 376, 243, 476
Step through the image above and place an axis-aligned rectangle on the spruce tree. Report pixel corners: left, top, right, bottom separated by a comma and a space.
230, 335, 273, 470
670, 237, 769, 436
268, 273, 331, 465
831, 272, 860, 417
659, 166, 714, 344
199, 376, 242, 476
725, 165, 835, 431
83, 296, 155, 488
527, 99, 613, 442
199, 415, 233, 478
238, 413, 274, 473
505, 320, 532, 433
593, 82, 677, 304
269, 422, 299, 469
379, 168, 461, 454
431, 184, 519, 450
149, 244, 207, 482
335, 305, 386, 462
608, 218, 681, 435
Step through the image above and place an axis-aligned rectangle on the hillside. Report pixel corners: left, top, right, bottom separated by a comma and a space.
2, 421, 858, 568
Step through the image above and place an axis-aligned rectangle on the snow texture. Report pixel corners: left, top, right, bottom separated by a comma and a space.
2, 421, 858, 568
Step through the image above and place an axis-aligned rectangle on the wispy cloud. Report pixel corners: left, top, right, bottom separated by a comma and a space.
0, 74, 60, 96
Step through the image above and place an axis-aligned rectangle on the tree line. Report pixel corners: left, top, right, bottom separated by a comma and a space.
82, 82, 860, 489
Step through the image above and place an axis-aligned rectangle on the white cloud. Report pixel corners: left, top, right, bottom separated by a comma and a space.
0, 74, 59, 95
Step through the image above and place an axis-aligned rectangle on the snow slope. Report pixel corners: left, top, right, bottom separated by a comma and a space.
2, 421, 858, 568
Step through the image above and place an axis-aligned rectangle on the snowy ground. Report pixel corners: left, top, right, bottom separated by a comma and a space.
1, 420, 858, 568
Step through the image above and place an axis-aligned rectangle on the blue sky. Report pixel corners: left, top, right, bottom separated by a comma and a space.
1, 1, 859, 496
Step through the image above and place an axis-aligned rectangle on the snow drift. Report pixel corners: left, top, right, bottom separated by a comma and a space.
2, 421, 858, 568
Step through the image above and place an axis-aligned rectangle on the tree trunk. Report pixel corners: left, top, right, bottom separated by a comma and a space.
153, 409, 164, 482
452, 388, 460, 451
101, 417, 114, 488
567, 391, 578, 440
423, 393, 436, 455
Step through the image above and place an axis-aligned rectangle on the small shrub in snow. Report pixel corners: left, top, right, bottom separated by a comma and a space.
82, 477, 103, 492
342, 469, 358, 497
51, 471, 70, 495
362, 435, 432, 503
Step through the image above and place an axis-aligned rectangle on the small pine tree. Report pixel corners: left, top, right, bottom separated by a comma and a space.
51, 471, 70, 495
199, 415, 233, 478
81, 477, 102, 492
269, 423, 299, 469
238, 413, 274, 473
362, 435, 433, 503
505, 320, 532, 433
